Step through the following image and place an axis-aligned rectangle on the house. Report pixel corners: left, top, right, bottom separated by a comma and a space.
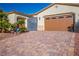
7, 11, 29, 28
7, 11, 37, 31
34, 3, 79, 31
6, 3, 79, 32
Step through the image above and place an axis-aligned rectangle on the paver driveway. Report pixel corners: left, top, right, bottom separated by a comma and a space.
0, 31, 75, 56
74, 33, 79, 56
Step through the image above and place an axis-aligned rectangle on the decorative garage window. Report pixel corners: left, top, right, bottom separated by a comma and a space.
66, 15, 72, 18
46, 17, 50, 20
51, 17, 56, 19
58, 16, 64, 19
46, 17, 57, 20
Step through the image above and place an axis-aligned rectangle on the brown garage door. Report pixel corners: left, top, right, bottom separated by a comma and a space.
44, 13, 74, 31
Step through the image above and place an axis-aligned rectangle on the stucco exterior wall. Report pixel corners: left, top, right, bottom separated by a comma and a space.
8, 13, 17, 24
34, 4, 79, 31
8, 13, 28, 28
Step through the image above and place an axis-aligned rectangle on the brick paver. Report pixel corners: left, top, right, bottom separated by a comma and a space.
0, 33, 20, 40
0, 31, 75, 56
74, 33, 79, 56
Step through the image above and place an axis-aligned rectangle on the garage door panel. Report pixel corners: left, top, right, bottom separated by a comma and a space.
45, 13, 74, 31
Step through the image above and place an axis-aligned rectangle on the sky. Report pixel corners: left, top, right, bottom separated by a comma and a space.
0, 3, 51, 14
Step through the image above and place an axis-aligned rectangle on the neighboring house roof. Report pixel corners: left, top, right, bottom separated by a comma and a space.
35, 3, 79, 15
7, 11, 33, 17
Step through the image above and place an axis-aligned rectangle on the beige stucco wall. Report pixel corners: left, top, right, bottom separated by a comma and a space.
8, 13, 28, 28
8, 13, 17, 24
34, 4, 79, 31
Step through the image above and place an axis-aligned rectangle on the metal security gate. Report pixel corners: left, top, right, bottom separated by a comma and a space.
27, 17, 37, 31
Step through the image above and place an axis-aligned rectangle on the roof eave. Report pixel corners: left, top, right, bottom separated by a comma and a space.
35, 3, 79, 15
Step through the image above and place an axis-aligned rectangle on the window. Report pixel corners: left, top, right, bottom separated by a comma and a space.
66, 15, 72, 18
39, 17, 40, 20
58, 16, 64, 19
46, 17, 50, 20
17, 18, 19, 21
52, 17, 56, 19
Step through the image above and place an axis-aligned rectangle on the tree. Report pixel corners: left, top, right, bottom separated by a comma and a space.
0, 9, 10, 32
0, 9, 27, 33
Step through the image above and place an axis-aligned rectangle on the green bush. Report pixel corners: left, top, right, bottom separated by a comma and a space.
19, 27, 27, 32
0, 9, 11, 32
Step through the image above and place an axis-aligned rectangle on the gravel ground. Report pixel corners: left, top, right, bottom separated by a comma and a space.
0, 31, 75, 56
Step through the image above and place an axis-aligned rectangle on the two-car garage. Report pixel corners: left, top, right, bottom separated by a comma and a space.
44, 13, 74, 31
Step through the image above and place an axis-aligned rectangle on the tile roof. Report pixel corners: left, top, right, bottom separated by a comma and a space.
7, 11, 33, 17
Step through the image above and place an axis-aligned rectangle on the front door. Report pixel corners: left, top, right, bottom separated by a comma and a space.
27, 17, 37, 31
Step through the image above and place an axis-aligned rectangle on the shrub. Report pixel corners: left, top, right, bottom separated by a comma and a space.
19, 27, 27, 33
